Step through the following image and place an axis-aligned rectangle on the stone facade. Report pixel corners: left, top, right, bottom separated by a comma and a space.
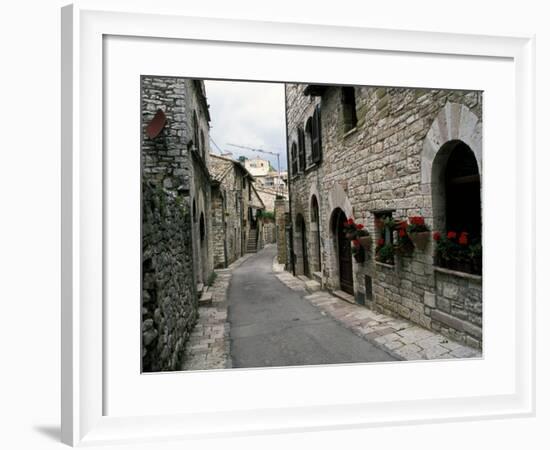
275, 197, 290, 266
285, 84, 483, 349
210, 154, 265, 268
142, 183, 197, 371
141, 76, 214, 370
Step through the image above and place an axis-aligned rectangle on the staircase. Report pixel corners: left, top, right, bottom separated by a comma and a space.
246, 229, 258, 253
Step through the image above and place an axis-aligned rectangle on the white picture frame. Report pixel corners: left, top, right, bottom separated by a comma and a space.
61, 2, 535, 447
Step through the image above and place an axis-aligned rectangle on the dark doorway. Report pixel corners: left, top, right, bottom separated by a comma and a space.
298, 214, 309, 277
334, 208, 353, 295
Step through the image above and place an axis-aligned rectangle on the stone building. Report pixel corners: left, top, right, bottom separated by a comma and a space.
285, 83, 483, 349
210, 154, 266, 268
141, 76, 214, 371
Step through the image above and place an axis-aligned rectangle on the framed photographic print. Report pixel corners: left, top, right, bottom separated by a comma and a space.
61, 1, 535, 447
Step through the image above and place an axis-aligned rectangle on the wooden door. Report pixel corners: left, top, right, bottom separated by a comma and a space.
337, 210, 354, 295
300, 216, 309, 277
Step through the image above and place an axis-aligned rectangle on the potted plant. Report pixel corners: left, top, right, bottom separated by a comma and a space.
344, 218, 371, 250
407, 216, 430, 250
351, 239, 366, 263
455, 232, 472, 273
395, 221, 414, 256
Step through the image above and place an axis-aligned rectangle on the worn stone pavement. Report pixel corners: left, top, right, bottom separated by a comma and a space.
180, 254, 254, 371
274, 263, 481, 361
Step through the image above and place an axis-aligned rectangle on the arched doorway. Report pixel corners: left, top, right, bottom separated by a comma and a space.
331, 208, 353, 295
296, 214, 309, 277
310, 195, 321, 273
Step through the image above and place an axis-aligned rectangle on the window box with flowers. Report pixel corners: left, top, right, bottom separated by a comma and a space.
433, 231, 482, 275
395, 220, 414, 257
342, 218, 372, 251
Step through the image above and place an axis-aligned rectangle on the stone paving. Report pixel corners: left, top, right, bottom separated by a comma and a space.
273, 260, 481, 361
181, 254, 254, 371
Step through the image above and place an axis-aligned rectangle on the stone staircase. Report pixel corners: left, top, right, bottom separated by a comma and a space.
246, 229, 258, 253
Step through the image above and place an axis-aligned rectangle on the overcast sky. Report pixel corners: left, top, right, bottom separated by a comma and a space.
204, 80, 288, 171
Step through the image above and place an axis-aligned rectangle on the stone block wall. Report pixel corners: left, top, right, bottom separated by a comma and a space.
275, 198, 289, 265
142, 183, 197, 372
285, 83, 483, 349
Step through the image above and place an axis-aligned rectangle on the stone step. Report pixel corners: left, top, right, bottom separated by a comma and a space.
304, 280, 321, 293
332, 290, 356, 304
198, 291, 213, 306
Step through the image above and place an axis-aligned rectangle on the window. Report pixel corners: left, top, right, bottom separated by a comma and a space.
444, 141, 481, 239
297, 127, 306, 172
311, 104, 322, 163
305, 118, 313, 166
341, 87, 357, 133
291, 142, 298, 176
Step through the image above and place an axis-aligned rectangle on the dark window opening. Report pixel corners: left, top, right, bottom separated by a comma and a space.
444, 142, 481, 240
311, 104, 322, 163
193, 111, 199, 153
341, 87, 357, 133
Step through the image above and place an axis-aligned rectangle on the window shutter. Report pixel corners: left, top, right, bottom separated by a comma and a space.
312, 105, 322, 163
298, 128, 306, 172
291, 142, 298, 175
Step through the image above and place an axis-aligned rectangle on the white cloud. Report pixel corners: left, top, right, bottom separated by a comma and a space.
204, 80, 287, 170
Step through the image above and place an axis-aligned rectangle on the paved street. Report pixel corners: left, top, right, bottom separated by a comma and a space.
228, 245, 396, 368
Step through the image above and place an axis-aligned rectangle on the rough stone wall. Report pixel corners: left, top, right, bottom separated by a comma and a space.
141, 76, 200, 371
211, 187, 227, 269
275, 198, 289, 264
142, 183, 197, 372
285, 83, 483, 349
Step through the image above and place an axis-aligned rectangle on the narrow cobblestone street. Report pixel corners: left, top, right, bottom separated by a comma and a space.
227, 245, 396, 368
182, 245, 480, 371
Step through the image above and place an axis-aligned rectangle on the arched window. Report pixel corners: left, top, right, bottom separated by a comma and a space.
291, 142, 298, 175
443, 141, 481, 239
311, 104, 322, 164
192, 199, 197, 222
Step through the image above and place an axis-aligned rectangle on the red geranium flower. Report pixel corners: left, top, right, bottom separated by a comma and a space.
410, 216, 425, 226
458, 232, 469, 246
347, 218, 355, 226
399, 228, 406, 237
356, 223, 364, 230
433, 231, 441, 241
352, 239, 360, 247
377, 238, 385, 246
447, 231, 457, 239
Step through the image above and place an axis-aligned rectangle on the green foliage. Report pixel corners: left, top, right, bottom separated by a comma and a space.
376, 243, 394, 264
257, 210, 275, 221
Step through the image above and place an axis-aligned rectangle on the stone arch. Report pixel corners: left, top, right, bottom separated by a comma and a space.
326, 182, 353, 231
421, 102, 482, 186
421, 102, 482, 232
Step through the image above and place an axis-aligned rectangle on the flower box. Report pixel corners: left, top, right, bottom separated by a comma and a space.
409, 231, 430, 251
